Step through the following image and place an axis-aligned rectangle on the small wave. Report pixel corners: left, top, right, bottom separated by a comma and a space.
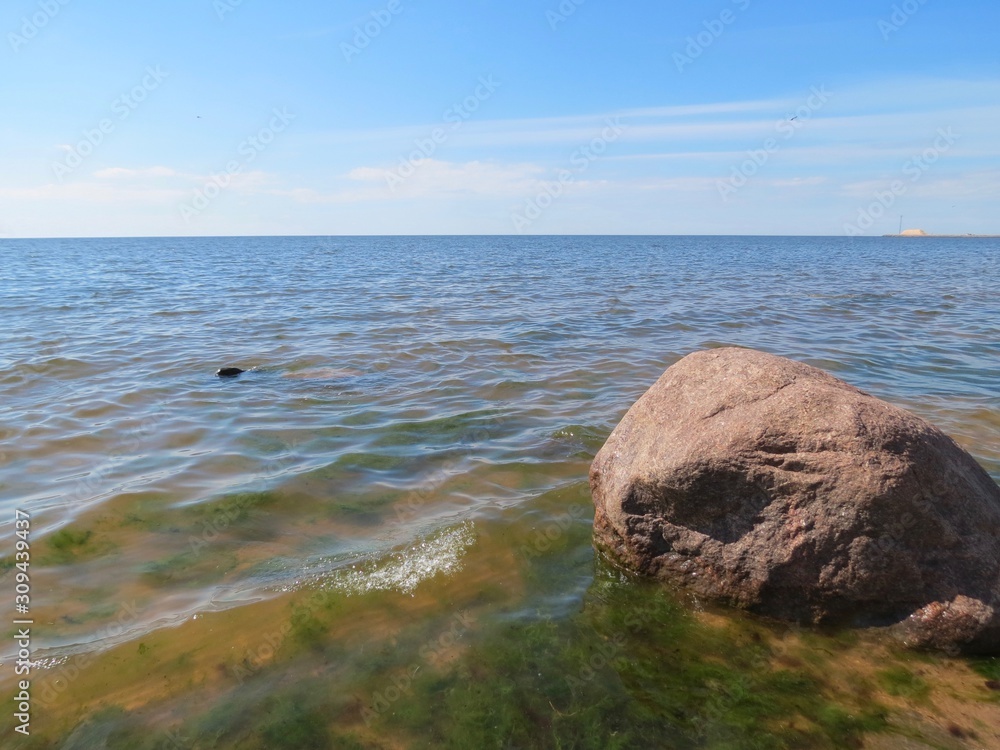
296, 522, 476, 596
26, 655, 71, 671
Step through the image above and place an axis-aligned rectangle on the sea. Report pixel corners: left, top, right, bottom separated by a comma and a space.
1, 236, 998, 748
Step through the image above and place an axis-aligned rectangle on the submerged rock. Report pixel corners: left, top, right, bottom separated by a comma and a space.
590, 347, 1000, 654
216, 367, 245, 378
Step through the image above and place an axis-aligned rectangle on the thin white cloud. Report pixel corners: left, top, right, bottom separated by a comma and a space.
628, 176, 721, 192
842, 169, 1000, 200
94, 166, 179, 179
455, 104, 1000, 151
0, 167, 277, 206
907, 169, 1000, 199
0, 182, 187, 204
274, 160, 547, 204
300, 95, 807, 149
764, 176, 829, 188
621, 99, 798, 119
351, 159, 544, 195
296, 81, 1000, 163
7, 76, 1000, 236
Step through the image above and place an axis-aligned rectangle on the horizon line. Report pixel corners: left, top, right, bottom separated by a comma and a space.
5, 233, 990, 241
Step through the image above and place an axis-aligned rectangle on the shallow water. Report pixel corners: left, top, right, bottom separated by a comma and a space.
1, 236, 999, 748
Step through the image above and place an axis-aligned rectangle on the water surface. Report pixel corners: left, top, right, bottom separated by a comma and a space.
1, 236, 998, 748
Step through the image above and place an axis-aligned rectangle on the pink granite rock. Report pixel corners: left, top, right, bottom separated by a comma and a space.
590, 348, 1000, 653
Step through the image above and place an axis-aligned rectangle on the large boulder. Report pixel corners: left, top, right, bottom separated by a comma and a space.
590, 348, 1000, 653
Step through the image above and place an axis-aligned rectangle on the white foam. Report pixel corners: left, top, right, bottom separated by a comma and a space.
317, 522, 476, 596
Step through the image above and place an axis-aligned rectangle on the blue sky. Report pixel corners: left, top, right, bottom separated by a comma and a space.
2, 0, 998, 236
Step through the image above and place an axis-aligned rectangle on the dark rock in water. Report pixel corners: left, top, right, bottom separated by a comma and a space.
590, 347, 1000, 654
216, 367, 246, 378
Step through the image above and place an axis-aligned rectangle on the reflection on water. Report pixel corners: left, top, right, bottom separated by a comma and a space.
1, 236, 998, 747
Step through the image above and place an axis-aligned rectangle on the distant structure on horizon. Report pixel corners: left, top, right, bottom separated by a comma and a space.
884, 228, 1000, 238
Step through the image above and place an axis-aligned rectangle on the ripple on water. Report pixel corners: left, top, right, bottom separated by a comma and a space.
0, 235, 998, 662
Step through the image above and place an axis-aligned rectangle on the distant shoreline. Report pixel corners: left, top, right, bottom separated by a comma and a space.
882, 234, 1000, 238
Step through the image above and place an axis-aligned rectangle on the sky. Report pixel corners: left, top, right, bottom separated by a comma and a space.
1, 0, 998, 237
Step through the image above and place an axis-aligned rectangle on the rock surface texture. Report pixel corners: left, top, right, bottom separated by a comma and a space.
590, 348, 1000, 654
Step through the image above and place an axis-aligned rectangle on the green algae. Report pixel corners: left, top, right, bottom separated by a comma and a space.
0, 572, 979, 749
194, 490, 279, 524
39, 526, 110, 565
139, 534, 889, 748
120, 511, 161, 530
7, 482, 998, 749
342, 452, 413, 472
877, 666, 932, 701
365, 567, 888, 749
48, 527, 93, 551
289, 594, 344, 649
254, 701, 336, 750
325, 490, 401, 525
369, 409, 505, 447
142, 548, 239, 586
970, 657, 1000, 682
